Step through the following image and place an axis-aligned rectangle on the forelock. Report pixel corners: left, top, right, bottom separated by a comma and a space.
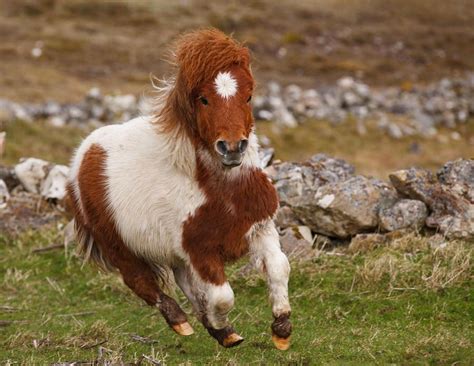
173, 29, 250, 92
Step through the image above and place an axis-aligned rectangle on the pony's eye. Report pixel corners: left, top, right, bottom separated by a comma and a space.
247, 95, 252, 103
200, 97, 208, 105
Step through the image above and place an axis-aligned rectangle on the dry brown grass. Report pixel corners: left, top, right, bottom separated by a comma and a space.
354, 233, 473, 291
1, 0, 474, 102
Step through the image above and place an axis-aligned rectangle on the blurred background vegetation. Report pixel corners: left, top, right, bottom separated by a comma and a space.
1, 0, 473, 177
1, 0, 474, 101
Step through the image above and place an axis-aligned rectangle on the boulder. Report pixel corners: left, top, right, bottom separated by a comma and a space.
379, 199, 428, 232
14, 158, 51, 194
437, 158, 474, 203
292, 176, 397, 238
270, 154, 355, 207
279, 227, 314, 258
0, 179, 9, 209
40, 164, 69, 201
390, 163, 474, 239
274, 206, 301, 228
0, 166, 20, 191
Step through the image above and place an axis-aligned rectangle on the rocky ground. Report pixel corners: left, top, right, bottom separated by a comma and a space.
2, 74, 474, 140
1, 151, 472, 251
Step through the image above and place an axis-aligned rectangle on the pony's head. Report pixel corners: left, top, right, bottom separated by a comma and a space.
162, 29, 255, 168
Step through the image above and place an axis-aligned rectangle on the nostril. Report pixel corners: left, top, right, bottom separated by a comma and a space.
238, 139, 249, 153
215, 140, 228, 155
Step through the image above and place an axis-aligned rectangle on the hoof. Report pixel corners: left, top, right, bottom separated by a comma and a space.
172, 322, 194, 336
222, 333, 244, 348
272, 334, 290, 350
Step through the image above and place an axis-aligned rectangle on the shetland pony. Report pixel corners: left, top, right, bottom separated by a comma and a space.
67, 29, 291, 350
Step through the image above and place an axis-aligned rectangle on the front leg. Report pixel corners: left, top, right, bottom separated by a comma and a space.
174, 262, 244, 348
249, 220, 292, 350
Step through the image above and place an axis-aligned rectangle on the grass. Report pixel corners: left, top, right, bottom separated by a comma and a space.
1, 226, 472, 365
0, 119, 90, 166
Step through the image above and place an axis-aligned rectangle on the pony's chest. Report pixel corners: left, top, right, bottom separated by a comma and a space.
182, 169, 279, 259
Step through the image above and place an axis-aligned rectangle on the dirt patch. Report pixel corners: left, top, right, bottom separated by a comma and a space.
0, 190, 64, 235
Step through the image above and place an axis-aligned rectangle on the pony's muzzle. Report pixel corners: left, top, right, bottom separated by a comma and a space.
215, 139, 248, 168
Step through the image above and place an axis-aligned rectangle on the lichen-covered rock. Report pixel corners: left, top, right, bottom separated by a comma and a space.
274, 206, 301, 228
379, 199, 428, 232
40, 164, 69, 201
292, 176, 397, 238
0, 165, 21, 191
390, 164, 474, 239
0, 179, 10, 209
14, 158, 51, 194
279, 227, 314, 258
270, 154, 355, 207
437, 158, 474, 203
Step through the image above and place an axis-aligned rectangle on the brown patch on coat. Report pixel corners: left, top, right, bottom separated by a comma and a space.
67, 144, 188, 327
182, 158, 279, 285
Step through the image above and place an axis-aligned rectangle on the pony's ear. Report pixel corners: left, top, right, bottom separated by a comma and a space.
239, 47, 251, 68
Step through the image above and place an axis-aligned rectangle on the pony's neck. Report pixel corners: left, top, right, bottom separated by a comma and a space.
162, 124, 197, 177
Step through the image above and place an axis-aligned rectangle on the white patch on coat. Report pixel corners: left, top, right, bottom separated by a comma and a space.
247, 219, 291, 317
214, 71, 238, 99
68, 116, 206, 266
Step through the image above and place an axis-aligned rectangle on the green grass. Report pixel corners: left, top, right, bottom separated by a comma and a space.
1, 226, 472, 365
1, 120, 89, 166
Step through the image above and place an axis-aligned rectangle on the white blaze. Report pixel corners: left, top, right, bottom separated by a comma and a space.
214, 71, 238, 99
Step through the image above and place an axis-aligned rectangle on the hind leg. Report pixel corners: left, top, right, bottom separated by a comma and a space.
173, 265, 243, 347
102, 243, 194, 336
73, 144, 192, 335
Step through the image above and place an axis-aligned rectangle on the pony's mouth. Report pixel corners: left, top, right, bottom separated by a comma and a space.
221, 152, 243, 168
222, 161, 242, 169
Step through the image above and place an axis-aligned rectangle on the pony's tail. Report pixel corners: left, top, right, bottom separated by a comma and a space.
73, 217, 115, 272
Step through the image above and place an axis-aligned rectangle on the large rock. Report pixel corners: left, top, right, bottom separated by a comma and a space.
437, 158, 474, 203
274, 206, 301, 228
0, 179, 9, 209
0, 166, 21, 191
379, 199, 428, 232
279, 227, 314, 258
390, 161, 474, 239
40, 164, 69, 201
291, 176, 397, 238
14, 158, 51, 194
13, 158, 70, 202
269, 154, 355, 207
